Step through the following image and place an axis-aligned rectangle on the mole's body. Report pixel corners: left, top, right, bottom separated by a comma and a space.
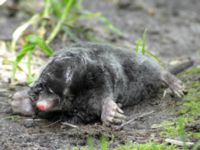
12, 43, 185, 125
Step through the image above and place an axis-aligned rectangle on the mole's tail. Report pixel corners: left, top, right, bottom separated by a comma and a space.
167, 58, 194, 75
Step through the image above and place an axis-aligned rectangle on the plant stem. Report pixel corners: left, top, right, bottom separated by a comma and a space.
46, 0, 74, 44
11, 14, 40, 53
27, 50, 33, 83
43, 0, 51, 18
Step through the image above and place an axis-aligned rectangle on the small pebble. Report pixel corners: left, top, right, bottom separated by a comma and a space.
23, 119, 35, 128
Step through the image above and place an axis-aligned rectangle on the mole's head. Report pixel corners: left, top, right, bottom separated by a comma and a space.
29, 82, 62, 112
29, 54, 77, 112
35, 92, 61, 112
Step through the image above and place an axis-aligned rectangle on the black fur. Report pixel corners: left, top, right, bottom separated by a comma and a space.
29, 43, 166, 123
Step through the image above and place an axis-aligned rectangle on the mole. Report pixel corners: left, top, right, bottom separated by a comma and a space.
11, 43, 186, 125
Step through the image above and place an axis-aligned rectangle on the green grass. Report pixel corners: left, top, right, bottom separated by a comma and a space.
135, 30, 164, 66
70, 135, 109, 150
11, 0, 122, 83
81, 66, 200, 150
178, 66, 200, 76
135, 29, 147, 55
115, 142, 179, 150
11, 34, 53, 83
151, 66, 200, 150
70, 139, 179, 150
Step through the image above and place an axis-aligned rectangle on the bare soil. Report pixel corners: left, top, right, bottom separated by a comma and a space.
0, 0, 200, 149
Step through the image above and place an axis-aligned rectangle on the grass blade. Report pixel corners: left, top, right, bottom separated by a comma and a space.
12, 44, 35, 83
15, 44, 35, 63
135, 39, 142, 54
11, 14, 40, 52
43, 0, 51, 18
192, 140, 200, 150
100, 135, 109, 150
36, 37, 53, 56
87, 136, 94, 150
46, 0, 74, 44
26, 35, 53, 56
146, 51, 164, 66
27, 50, 33, 83
99, 16, 123, 36
142, 29, 147, 55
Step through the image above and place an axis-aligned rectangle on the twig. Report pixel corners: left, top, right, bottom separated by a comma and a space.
0, 101, 8, 105
0, 89, 8, 92
115, 111, 154, 130
62, 122, 79, 129
44, 119, 61, 128
165, 138, 194, 147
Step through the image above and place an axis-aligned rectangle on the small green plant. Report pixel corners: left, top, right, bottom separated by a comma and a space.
135, 30, 147, 55
115, 142, 178, 150
87, 136, 95, 150
177, 117, 188, 150
192, 140, 200, 150
86, 135, 109, 150
11, 0, 122, 83
12, 35, 53, 83
100, 135, 109, 150
135, 30, 164, 66
151, 66, 200, 150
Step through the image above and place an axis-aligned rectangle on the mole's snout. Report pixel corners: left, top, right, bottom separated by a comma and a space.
36, 96, 60, 112
36, 101, 49, 111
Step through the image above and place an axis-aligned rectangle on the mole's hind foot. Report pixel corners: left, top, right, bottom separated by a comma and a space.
101, 98, 126, 126
161, 71, 186, 97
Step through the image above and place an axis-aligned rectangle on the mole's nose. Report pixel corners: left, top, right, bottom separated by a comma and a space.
36, 101, 48, 111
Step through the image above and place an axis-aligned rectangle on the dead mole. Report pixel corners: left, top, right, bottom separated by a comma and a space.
11, 42, 186, 125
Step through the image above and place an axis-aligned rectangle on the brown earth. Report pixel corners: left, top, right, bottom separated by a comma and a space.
0, 0, 199, 149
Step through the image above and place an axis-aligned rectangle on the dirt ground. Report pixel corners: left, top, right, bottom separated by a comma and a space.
0, 0, 200, 149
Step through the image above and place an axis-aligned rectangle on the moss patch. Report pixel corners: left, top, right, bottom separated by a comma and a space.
115, 142, 179, 150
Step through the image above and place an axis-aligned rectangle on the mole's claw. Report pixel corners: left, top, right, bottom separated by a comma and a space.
175, 91, 182, 98
116, 107, 124, 114
171, 82, 185, 97
115, 112, 126, 120
161, 72, 186, 97
101, 99, 126, 126
105, 116, 114, 123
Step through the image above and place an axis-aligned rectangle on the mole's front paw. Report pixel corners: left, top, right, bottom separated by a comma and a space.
11, 90, 35, 116
101, 99, 126, 126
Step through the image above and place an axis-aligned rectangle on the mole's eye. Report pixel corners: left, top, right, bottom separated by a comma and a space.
36, 84, 44, 93
28, 92, 39, 102
30, 83, 43, 94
